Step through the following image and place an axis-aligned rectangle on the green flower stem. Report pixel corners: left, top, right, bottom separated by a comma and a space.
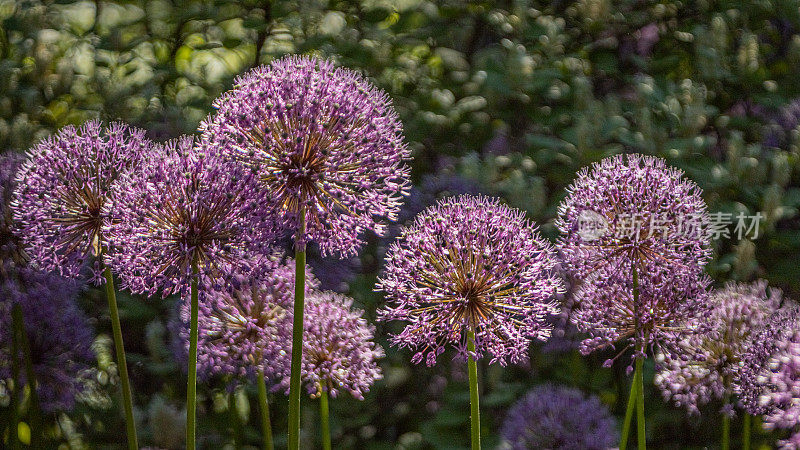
467, 329, 481, 450
257, 369, 274, 450
288, 205, 307, 450
742, 413, 751, 450
619, 371, 638, 450
721, 412, 730, 450
13, 304, 41, 449
103, 267, 139, 450
10, 303, 22, 450
186, 260, 200, 450
635, 355, 646, 450
320, 386, 331, 450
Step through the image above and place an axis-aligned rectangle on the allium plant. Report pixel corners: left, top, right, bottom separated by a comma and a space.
12, 121, 151, 449
557, 154, 712, 450
294, 291, 383, 450
377, 194, 563, 449
655, 281, 781, 449
109, 135, 275, 449
754, 330, 800, 449
201, 54, 410, 450
0, 268, 94, 413
736, 304, 800, 415
655, 281, 781, 411
13, 121, 151, 281
180, 256, 317, 450
500, 384, 618, 450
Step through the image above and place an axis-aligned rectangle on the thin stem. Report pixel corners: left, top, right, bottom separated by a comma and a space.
635, 355, 646, 450
467, 329, 481, 450
320, 387, 331, 450
10, 303, 22, 450
742, 413, 751, 450
230, 389, 243, 449
186, 260, 200, 450
14, 305, 41, 449
721, 412, 730, 450
104, 267, 139, 450
619, 370, 638, 450
288, 205, 307, 450
257, 369, 274, 450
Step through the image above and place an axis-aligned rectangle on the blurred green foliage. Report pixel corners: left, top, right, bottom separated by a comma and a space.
2, 0, 800, 448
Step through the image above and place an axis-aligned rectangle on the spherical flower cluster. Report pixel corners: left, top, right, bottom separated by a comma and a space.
500, 384, 618, 450
756, 330, 800, 444
108, 136, 276, 296
200, 55, 411, 256
377, 195, 564, 366
291, 291, 383, 400
655, 281, 781, 414
736, 304, 800, 415
0, 153, 25, 271
179, 256, 318, 384
558, 154, 713, 360
12, 121, 152, 282
0, 268, 95, 412
556, 153, 712, 279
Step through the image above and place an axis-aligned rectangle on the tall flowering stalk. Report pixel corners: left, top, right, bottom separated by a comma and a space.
557, 154, 712, 450
377, 195, 564, 450
288, 291, 383, 449
109, 136, 274, 449
655, 281, 781, 449
179, 256, 317, 450
12, 121, 152, 449
202, 55, 410, 449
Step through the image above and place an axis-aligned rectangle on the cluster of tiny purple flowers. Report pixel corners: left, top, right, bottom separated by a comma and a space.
557, 154, 713, 360
13, 121, 153, 283
378, 194, 564, 366
500, 384, 618, 450
655, 281, 782, 414
201, 55, 411, 256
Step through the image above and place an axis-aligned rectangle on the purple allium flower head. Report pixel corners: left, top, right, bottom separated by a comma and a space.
0, 153, 26, 270
377, 195, 564, 366
500, 384, 618, 450
655, 281, 781, 414
179, 255, 318, 385
557, 154, 712, 360
0, 268, 94, 412
754, 330, 800, 441
571, 264, 711, 360
12, 121, 152, 283
286, 291, 383, 400
556, 154, 712, 280
735, 303, 800, 415
108, 136, 276, 297
200, 55, 411, 256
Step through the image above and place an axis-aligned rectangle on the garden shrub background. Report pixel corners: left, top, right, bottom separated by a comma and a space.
2, 0, 800, 448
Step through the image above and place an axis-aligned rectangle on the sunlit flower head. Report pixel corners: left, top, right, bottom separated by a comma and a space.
556, 153, 712, 280
655, 281, 781, 414
735, 304, 800, 415
287, 291, 383, 400
200, 55, 411, 256
500, 384, 618, 450
12, 121, 152, 282
180, 256, 318, 384
377, 195, 564, 366
0, 268, 95, 412
108, 136, 276, 297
